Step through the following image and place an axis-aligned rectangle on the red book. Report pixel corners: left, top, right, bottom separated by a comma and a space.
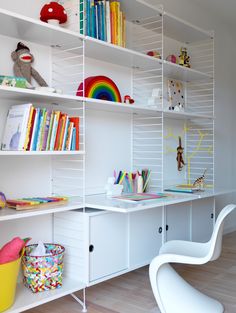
69, 117, 80, 150
54, 113, 64, 150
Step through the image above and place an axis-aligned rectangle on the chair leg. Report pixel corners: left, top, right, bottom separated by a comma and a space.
155, 264, 224, 313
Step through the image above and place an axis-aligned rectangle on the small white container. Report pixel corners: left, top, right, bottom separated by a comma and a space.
105, 177, 123, 196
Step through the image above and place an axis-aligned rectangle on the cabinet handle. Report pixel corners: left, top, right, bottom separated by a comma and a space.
89, 245, 94, 252
166, 225, 169, 231
158, 227, 163, 234
211, 213, 214, 219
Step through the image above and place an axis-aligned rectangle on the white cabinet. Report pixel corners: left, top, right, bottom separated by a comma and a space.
165, 202, 191, 242
89, 212, 128, 282
129, 207, 163, 269
192, 198, 214, 242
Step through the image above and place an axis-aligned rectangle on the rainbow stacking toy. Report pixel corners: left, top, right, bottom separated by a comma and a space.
77, 75, 122, 103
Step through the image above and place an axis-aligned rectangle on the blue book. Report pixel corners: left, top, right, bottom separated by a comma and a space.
90, 1, 95, 38
95, 3, 98, 39
97, 1, 102, 40
101, 1, 106, 41
71, 128, 76, 150
32, 109, 42, 151
86, 0, 91, 36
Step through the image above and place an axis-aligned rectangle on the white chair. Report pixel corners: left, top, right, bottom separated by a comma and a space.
149, 204, 236, 313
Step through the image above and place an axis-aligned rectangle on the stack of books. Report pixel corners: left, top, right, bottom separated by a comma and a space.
1, 104, 80, 152
86, 0, 126, 47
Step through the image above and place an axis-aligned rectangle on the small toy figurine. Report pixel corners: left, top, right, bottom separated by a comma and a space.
147, 51, 161, 59
193, 169, 207, 189
179, 47, 191, 68
11, 42, 48, 88
166, 54, 178, 64
40, 2, 67, 26
124, 95, 135, 104
176, 136, 185, 171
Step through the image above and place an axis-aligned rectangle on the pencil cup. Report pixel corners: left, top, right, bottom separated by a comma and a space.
105, 183, 123, 196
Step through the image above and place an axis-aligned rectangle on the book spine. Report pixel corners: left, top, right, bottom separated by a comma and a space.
95, 3, 99, 39
58, 115, 67, 150
106, 0, 111, 43
86, 0, 90, 36
80, 0, 84, 34
97, 1, 102, 40
62, 116, 69, 150
30, 108, 40, 151
46, 111, 54, 151
36, 109, 46, 151
27, 108, 36, 151
65, 122, 74, 150
24, 106, 34, 150
122, 12, 126, 47
42, 111, 51, 151
32, 109, 42, 151
18, 105, 32, 151
90, 0, 95, 38
117, 2, 121, 46
50, 112, 60, 151
39, 109, 47, 151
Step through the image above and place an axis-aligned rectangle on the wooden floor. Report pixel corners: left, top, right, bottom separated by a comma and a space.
26, 232, 236, 313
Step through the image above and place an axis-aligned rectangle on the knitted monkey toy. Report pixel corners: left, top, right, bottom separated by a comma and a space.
176, 136, 185, 171
11, 42, 48, 88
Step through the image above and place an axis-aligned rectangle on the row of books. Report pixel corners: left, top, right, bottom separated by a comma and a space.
86, 0, 126, 47
1, 104, 80, 151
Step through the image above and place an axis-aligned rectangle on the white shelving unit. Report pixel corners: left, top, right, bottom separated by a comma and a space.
0, 1, 219, 312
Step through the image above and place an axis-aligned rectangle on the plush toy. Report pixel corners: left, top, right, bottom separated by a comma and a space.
40, 2, 67, 26
179, 47, 191, 68
176, 136, 185, 171
11, 42, 48, 88
0, 237, 26, 264
0, 192, 6, 208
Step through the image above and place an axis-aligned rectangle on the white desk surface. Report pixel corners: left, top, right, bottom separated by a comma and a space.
85, 189, 236, 213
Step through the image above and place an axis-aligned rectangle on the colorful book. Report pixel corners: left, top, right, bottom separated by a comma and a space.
65, 122, 74, 150
30, 108, 40, 151
50, 111, 61, 151
106, 0, 111, 43
42, 110, 52, 151
1, 103, 32, 151
46, 111, 55, 151
27, 108, 36, 151
24, 106, 35, 150
69, 117, 80, 150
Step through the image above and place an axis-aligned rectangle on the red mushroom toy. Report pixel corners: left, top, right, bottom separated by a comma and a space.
40, 2, 67, 26
124, 95, 135, 104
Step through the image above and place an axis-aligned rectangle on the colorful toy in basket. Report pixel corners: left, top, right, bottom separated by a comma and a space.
22, 243, 65, 293
0, 192, 6, 209
77, 75, 122, 103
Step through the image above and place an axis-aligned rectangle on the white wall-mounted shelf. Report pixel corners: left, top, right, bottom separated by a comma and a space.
0, 86, 83, 106
5, 278, 85, 313
0, 8, 84, 47
163, 110, 214, 120
0, 197, 83, 222
85, 36, 161, 70
163, 11, 213, 43
163, 60, 212, 82
0, 150, 85, 156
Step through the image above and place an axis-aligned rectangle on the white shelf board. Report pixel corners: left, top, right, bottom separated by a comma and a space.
0, 150, 85, 156
0, 85, 83, 106
85, 189, 236, 213
85, 97, 160, 114
0, 198, 84, 222
121, 0, 162, 21
0, 8, 83, 47
85, 36, 162, 70
163, 60, 212, 82
5, 278, 85, 313
164, 11, 213, 43
163, 110, 214, 120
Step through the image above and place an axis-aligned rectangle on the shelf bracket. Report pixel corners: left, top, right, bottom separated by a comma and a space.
71, 288, 87, 312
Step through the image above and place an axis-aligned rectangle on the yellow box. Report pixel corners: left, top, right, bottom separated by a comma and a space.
0, 257, 21, 312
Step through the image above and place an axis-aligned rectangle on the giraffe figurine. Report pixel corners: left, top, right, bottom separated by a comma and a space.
176, 136, 185, 171
193, 169, 207, 189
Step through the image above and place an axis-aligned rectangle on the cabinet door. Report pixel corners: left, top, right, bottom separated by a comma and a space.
166, 202, 191, 242
192, 198, 214, 242
89, 212, 128, 282
129, 207, 163, 268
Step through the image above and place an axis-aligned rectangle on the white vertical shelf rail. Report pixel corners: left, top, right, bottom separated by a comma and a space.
186, 35, 214, 188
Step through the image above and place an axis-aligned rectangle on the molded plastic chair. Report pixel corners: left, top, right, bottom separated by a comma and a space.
149, 204, 236, 313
